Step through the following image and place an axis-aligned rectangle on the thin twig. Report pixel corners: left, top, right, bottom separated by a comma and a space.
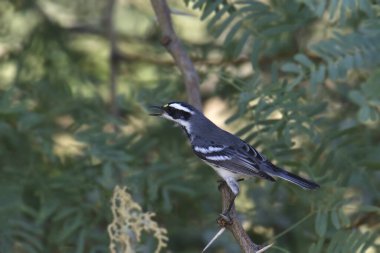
149, 1, 269, 252
256, 244, 273, 253
116, 51, 250, 66
266, 212, 313, 244
202, 227, 226, 252
150, 0, 202, 110
104, 0, 118, 117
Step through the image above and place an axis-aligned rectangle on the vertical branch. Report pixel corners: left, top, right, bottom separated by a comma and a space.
150, 1, 268, 252
150, 0, 202, 110
104, 0, 119, 117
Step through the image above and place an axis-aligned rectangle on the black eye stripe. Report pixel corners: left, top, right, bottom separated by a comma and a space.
166, 107, 191, 120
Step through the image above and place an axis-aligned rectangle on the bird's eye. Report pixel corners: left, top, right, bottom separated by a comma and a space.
165, 106, 191, 120
176, 112, 185, 119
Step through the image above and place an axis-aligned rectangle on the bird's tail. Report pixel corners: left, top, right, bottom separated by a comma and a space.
264, 163, 320, 190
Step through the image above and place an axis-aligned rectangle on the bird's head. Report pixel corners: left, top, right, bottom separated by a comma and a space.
149, 101, 200, 133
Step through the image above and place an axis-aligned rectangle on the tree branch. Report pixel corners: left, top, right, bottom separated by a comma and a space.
116, 50, 250, 66
217, 182, 271, 253
149, 0, 202, 110
149, 1, 268, 252
103, 0, 118, 117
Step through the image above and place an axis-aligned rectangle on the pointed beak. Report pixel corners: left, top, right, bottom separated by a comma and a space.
148, 105, 164, 116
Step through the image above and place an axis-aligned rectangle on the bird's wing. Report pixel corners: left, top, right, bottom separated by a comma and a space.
192, 143, 275, 181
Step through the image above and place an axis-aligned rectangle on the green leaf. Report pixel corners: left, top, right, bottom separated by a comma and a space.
10, 230, 43, 253
315, 210, 328, 237
17, 113, 44, 131
52, 207, 78, 222
309, 237, 324, 253
294, 54, 314, 68
224, 19, 243, 45
354, 50, 363, 68
56, 214, 84, 242
328, 0, 339, 19
369, 109, 379, 121
315, 64, 326, 84
359, 0, 374, 17
75, 229, 86, 253
36, 201, 60, 224
328, 61, 338, 80
214, 14, 236, 38
251, 39, 262, 68
349, 90, 367, 106
235, 123, 255, 136
359, 231, 378, 253
357, 205, 380, 213
254, 13, 280, 27
193, 0, 208, 9
200, 0, 224, 20
368, 99, 380, 106
286, 72, 305, 91
315, 0, 326, 17
326, 230, 345, 253
234, 31, 250, 57
235, 1, 269, 13
331, 209, 341, 229
343, 55, 354, 70
281, 62, 301, 74
358, 105, 371, 123
339, 209, 350, 227
207, 4, 230, 28
261, 24, 297, 36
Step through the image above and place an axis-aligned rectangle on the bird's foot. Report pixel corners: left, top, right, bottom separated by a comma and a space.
217, 212, 233, 226
217, 180, 226, 190
217, 178, 244, 184
217, 178, 244, 190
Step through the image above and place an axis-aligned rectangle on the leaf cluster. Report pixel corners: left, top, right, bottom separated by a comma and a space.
187, 0, 380, 252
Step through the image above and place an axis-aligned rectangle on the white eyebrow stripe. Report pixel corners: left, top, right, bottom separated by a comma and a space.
205, 155, 231, 161
194, 146, 224, 154
168, 103, 194, 114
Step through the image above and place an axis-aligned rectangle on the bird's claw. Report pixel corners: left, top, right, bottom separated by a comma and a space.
217, 212, 233, 226
217, 180, 227, 190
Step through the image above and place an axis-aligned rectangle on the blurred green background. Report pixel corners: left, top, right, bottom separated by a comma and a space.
0, 0, 379, 252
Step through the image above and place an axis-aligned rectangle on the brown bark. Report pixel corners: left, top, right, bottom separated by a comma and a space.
103, 0, 118, 117
218, 182, 264, 252
150, 0, 202, 110
150, 1, 267, 252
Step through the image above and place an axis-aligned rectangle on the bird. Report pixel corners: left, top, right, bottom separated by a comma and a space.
149, 101, 319, 219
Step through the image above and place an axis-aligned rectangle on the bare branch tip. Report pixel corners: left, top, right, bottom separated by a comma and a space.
202, 227, 226, 253
256, 243, 274, 253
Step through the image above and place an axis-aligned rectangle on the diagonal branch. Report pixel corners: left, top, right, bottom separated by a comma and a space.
217, 182, 271, 253
149, 1, 269, 252
149, 0, 202, 110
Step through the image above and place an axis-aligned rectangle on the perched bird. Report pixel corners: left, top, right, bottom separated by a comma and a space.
149, 101, 319, 218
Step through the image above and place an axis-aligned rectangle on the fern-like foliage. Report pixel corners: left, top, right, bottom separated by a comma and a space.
281, 19, 380, 121
282, 21, 380, 83
300, 0, 375, 24
189, 0, 380, 123
189, 0, 315, 66
189, 0, 380, 252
